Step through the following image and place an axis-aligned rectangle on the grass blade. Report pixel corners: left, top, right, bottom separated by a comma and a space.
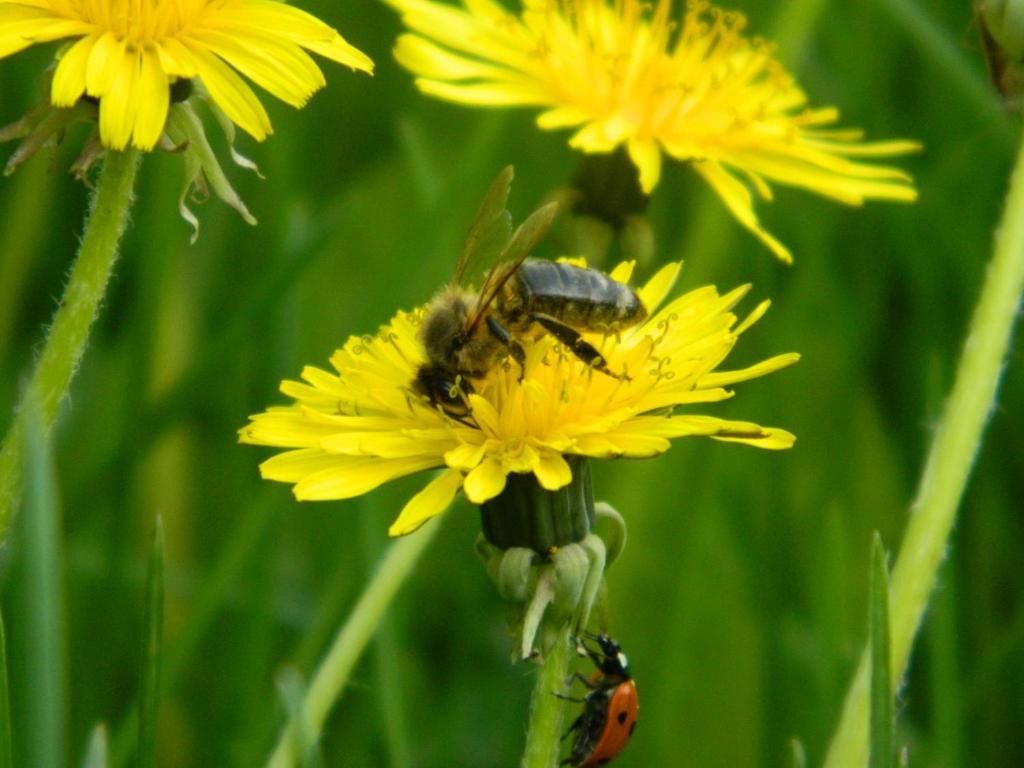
137, 517, 165, 768
361, 512, 411, 768
80, 723, 108, 768
109, 496, 276, 768
0, 614, 11, 768
275, 667, 323, 768
266, 517, 445, 768
789, 738, 807, 768
869, 533, 894, 768
8, 402, 67, 768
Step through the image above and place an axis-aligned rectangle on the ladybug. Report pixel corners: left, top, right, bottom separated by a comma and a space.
560, 633, 639, 767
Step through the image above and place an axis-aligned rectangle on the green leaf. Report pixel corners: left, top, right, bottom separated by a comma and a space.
869, 533, 894, 768
137, 517, 165, 768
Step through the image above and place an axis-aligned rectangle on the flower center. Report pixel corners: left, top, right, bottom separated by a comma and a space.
532, 0, 792, 142
64, 0, 224, 42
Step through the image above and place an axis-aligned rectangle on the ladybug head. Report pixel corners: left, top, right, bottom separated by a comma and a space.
582, 632, 631, 679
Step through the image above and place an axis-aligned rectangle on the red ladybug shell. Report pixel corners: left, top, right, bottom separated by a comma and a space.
563, 634, 639, 767
578, 679, 639, 767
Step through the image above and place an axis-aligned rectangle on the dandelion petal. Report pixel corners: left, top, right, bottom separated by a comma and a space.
51, 33, 96, 106
186, 42, 271, 141
98, 46, 139, 151
534, 453, 572, 491
133, 46, 170, 149
463, 457, 506, 503
0, 0, 371, 150
294, 456, 440, 501
389, 468, 464, 536
693, 161, 794, 264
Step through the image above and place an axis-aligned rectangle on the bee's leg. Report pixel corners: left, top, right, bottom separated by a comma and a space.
531, 313, 628, 380
486, 316, 527, 379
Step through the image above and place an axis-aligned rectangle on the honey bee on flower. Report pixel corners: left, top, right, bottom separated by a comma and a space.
415, 167, 649, 421
240, 168, 799, 536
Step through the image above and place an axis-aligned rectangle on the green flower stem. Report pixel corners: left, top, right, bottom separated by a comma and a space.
265, 516, 444, 768
0, 148, 140, 537
521, 621, 572, 768
824, 130, 1024, 766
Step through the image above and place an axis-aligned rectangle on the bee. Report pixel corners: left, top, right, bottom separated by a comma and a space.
415, 167, 648, 419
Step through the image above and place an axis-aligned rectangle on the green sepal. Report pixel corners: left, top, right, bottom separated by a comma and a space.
479, 456, 594, 551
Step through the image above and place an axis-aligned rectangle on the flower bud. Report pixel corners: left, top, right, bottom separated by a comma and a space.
477, 532, 616, 658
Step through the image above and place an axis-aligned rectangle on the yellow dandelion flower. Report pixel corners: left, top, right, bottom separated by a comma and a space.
387, 0, 919, 263
240, 258, 798, 537
0, 0, 373, 150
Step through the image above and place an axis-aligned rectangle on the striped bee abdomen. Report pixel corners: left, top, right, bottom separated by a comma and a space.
514, 259, 646, 329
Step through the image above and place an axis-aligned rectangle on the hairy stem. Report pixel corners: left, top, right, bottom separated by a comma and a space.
0, 148, 140, 538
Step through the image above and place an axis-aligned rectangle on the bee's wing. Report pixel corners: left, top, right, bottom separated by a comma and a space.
453, 166, 515, 285
464, 200, 559, 336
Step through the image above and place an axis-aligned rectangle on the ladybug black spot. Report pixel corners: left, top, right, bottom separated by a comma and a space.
597, 760, 611, 766
629, 721, 637, 735
617, 711, 628, 725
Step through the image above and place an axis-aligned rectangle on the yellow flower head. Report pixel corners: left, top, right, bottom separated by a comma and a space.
388, 0, 919, 263
0, 0, 373, 150
240, 257, 799, 537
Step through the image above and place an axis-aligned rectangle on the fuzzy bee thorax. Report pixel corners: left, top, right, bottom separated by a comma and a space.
420, 286, 504, 377
419, 286, 471, 363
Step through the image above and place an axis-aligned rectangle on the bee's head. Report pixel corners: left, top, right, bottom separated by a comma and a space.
420, 288, 473, 366
414, 363, 475, 419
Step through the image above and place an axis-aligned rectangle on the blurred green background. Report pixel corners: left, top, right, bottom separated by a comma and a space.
0, 0, 1022, 765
